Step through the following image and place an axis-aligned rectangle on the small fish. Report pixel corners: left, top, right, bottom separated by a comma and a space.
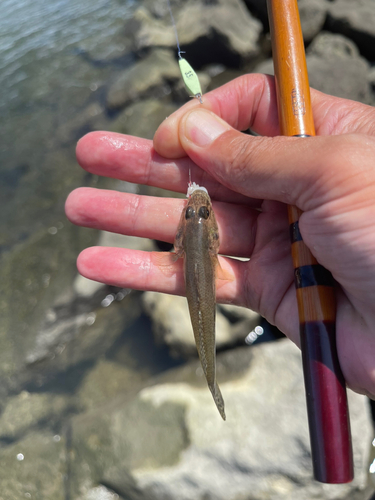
173, 181, 226, 420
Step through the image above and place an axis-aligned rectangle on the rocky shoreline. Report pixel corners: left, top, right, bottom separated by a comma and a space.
1, 0, 375, 498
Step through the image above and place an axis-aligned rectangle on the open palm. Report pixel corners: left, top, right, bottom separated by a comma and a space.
66, 74, 375, 397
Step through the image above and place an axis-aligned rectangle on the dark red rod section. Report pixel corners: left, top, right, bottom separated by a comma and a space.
266, 0, 353, 483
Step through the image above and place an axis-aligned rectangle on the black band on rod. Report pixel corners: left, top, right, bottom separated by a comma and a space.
295, 264, 334, 288
290, 221, 303, 243
293, 134, 312, 137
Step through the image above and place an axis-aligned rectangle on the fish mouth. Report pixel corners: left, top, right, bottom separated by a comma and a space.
187, 182, 208, 198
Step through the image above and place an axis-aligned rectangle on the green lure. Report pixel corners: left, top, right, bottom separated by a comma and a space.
178, 58, 203, 103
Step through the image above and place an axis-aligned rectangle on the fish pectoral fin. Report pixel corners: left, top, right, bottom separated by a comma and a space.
213, 255, 235, 283
152, 251, 183, 278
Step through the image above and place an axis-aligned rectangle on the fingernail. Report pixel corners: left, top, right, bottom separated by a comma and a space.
183, 109, 231, 147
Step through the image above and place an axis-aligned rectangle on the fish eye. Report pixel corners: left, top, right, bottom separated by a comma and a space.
185, 206, 195, 219
198, 206, 210, 219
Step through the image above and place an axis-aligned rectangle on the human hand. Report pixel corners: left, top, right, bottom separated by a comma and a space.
65, 74, 375, 397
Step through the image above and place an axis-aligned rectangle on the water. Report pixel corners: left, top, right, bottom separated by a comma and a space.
0, 0, 134, 110
0, 0, 137, 250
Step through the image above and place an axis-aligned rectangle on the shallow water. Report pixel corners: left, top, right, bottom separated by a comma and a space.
0, 0, 137, 250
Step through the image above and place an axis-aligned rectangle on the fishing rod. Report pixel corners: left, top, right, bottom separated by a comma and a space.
266, 0, 353, 483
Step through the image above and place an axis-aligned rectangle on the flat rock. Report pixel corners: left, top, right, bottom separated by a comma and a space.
69, 340, 371, 499
106, 49, 180, 110
134, 0, 262, 67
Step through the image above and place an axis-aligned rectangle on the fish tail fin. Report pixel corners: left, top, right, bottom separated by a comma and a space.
209, 382, 226, 421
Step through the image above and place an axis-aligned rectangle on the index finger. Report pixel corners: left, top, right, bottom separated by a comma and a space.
76, 132, 259, 206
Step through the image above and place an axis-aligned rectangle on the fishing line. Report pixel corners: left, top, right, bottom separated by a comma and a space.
166, 0, 183, 59
166, 0, 203, 103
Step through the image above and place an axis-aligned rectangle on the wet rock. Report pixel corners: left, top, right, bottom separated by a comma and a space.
0, 214, 143, 393
24, 290, 142, 385
0, 391, 73, 440
326, 0, 375, 60
0, 220, 96, 393
0, 430, 66, 499
109, 99, 179, 140
69, 340, 371, 499
77, 16, 138, 64
106, 49, 180, 110
70, 387, 189, 498
142, 292, 235, 357
133, 0, 262, 67
76, 358, 146, 411
56, 103, 111, 145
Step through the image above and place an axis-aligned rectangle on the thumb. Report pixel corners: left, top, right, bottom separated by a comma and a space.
177, 108, 362, 212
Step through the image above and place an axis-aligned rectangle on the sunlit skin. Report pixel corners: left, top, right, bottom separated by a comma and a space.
65, 74, 375, 399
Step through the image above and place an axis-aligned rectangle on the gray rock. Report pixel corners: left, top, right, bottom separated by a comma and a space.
79, 485, 122, 500
77, 358, 148, 411
0, 391, 72, 440
327, 0, 375, 60
252, 57, 274, 76
133, 0, 262, 65
97, 231, 156, 252
109, 99, 179, 140
298, 0, 328, 42
69, 340, 371, 499
306, 33, 371, 104
243, 0, 328, 41
218, 303, 261, 322
142, 292, 233, 356
242, 0, 269, 28
0, 217, 96, 393
0, 430, 66, 499
307, 31, 361, 59
106, 49, 180, 110
24, 290, 142, 379
254, 33, 372, 104
73, 274, 105, 298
